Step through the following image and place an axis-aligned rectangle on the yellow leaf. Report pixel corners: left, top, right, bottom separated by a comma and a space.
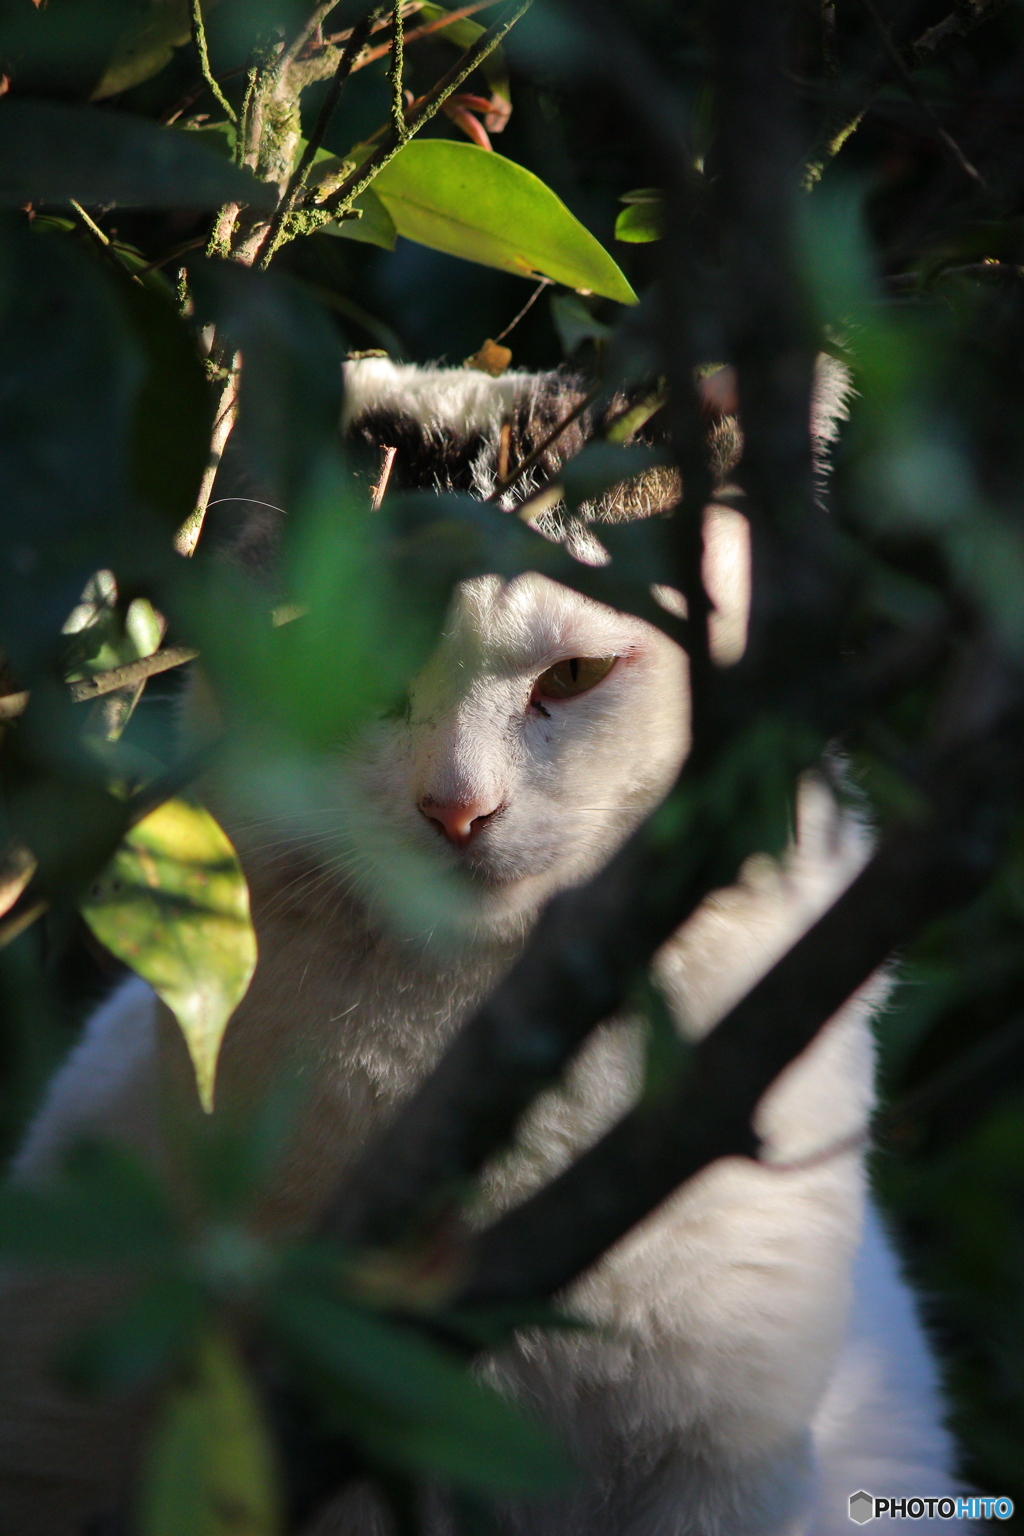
81, 799, 257, 1112
140, 1332, 282, 1536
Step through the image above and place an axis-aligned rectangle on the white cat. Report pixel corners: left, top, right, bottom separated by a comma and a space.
0, 362, 964, 1535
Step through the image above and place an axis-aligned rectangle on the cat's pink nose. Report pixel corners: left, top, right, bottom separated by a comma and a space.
419, 798, 501, 847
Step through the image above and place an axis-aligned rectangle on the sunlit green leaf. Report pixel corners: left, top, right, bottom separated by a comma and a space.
140, 1331, 282, 1536
0, 102, 277, 208
371, 140, 637, 303
92, 0, 192, 99
615, 199, 663, 243
270, 1288, 572, 1495
80, 799, 258, 1113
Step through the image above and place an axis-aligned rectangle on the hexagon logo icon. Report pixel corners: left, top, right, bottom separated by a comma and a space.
849, 1491, 874, 1524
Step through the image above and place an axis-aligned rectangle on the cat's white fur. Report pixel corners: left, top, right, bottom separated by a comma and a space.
0, 365, 964, 1534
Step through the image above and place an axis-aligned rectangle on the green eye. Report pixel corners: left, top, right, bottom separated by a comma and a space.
534, 655, 616, 701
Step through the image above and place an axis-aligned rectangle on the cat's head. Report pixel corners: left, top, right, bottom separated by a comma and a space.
350, 566, 690, 943
337, 361, 753, 946
222, 358, 840, 948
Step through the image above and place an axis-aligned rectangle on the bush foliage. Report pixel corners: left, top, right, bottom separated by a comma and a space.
3, 0, 1024, 1528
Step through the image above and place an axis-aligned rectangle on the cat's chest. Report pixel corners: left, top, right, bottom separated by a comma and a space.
193, 881, 512, 1228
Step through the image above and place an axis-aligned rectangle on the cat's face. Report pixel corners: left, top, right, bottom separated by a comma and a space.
352, 572, 690, 943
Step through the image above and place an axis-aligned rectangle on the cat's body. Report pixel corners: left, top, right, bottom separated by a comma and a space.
0, 363, 963, 1534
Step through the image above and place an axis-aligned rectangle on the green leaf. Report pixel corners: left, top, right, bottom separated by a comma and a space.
80, 799, 258, 1113
0, 217, 153, 673
0, 1141, 177, 1266
92, 0, 192, 100
0, 102, 277, 208
140, 1331, 282, 1536
325, 189, 397, 251
63, 1275, 208, 1393
615, 199, 664, 244
270, 1289, 572, 1496
370, 140, 637, 304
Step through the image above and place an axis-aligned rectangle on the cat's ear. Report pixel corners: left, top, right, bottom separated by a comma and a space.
703, 505, 750, 667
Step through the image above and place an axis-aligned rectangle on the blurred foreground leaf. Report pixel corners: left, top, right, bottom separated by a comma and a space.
0, 1141, 176, 1266
0, 102, 277, 208
271, 1288, 572, 1496
80, 799, 257, 1113
0, 219, 151, 672
91, 0, 192, 99
140, 1331, 282, 1536
371, 140, 637, 303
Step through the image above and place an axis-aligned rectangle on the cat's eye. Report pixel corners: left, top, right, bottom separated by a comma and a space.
533, 655, 617, 701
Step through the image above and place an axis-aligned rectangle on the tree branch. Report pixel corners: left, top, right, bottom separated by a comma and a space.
256, 7, 382, 268
175, 355, 241, 557
0, 648, 199, 724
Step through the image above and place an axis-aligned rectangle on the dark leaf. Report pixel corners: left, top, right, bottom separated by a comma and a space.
0, 102, 276, 208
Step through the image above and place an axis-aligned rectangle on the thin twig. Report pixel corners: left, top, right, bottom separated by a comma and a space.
70, 647, 199, 704
70, 201, 141, 283
190, 0, 237, 122
485, 385, 599, 503
162, 63, 247, 126
135, 237, 207, 276
0, 649, 200, 724
175, 356, 241, 556
494, 276, 551, 341
370, 445, 398, 508
858, 0, 986, 187
350, 2, 499, 66
256, 7, 382, 269
278, 0, 412, 76
319, 0, 534, 224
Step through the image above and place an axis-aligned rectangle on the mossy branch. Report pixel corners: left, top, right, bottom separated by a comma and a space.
190, 0, 237, 123
256, 6, 382, 269
389, 0, 408, 144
